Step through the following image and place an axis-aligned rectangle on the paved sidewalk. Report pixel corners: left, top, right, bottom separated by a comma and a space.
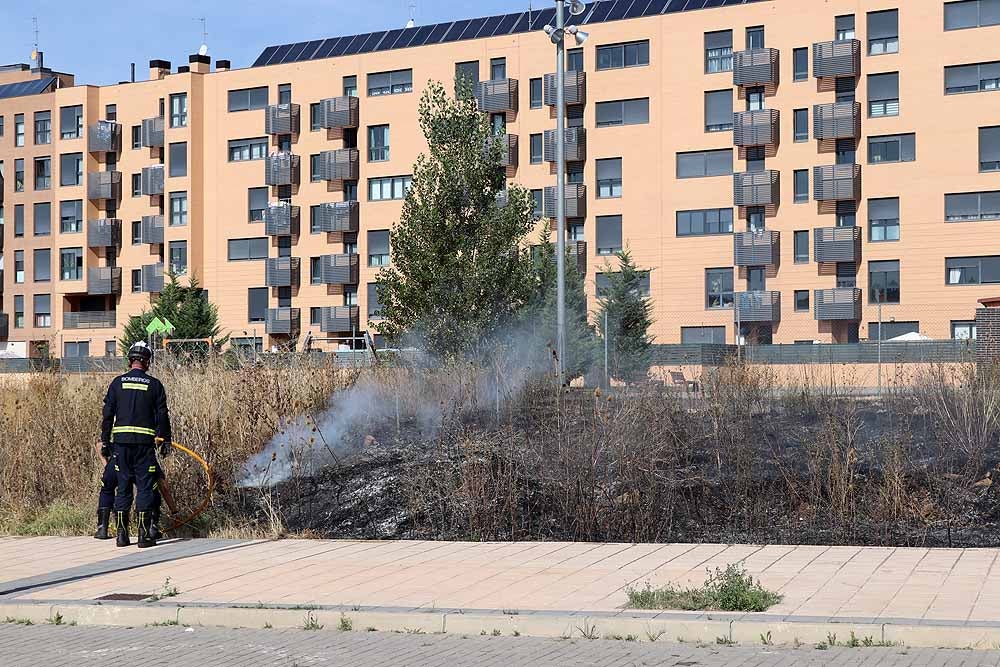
2, 537, 1000, 648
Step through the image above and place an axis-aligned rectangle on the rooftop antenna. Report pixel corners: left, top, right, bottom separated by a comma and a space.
405, 2, 416, 28
30, 16, 40, 64
195, 17, 209, 56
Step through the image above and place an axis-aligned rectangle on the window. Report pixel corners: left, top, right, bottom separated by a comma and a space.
794, 230, 809, 262
837, 200, 857, 227
368, 175, 412, 201
676, 208, 733, 236
60, 105, 83, 139
248, 187, 268, 222
945, 255, 1000, 285
705, 30, 733, 73
14, 159, 24, 192
867, 9, 899, 55
367, 283, 382, 318
793, 169, 809, 203
490, 57, 506, 80
310, 154, 323, 182
567, 48, 583, 72
14, 205, 24, 237
131, 220, 142, 245
595, 216, 623, 255
14, 113, 24, 146
868, 72, 899, 117
60, 200, 83, 233
33, 248, 51, 282
228, 137, 268, 162
33, 202, 51, 236
836, 14, 856, 40
60, 152, 83, 186
980, 126, 1000, 172
945, 0, 1000, 29
596, 158, 622, 198
343, 75, 358, 97
531, 189, 543, 218
278, 83, 291, 105
228, 86, 269, 112
13, 296, 24, 328
34, 110, 51, 144
529, 134, 543, 164
704, 89, 733, 132
169, 142, 187, 177
367, 69, 413, 96
529, 78, 543, 109
127, 269, 140, 293
60, 247, 83, 281
33, 294, 51, 328
305, 103, 321, 132
788, 108, 807, 142
676, 149, 732, 178
0, 115, 4, 136
868, 133, 915, 164
567, 222, 584, 241
794, 290, 810, 312
170, 93, 188, 127
34, 157, 51, 190
228, 238, 269, 261
248, 287, 268, 322
869, 197, 900, 241
793, 47, 808, 81
706, 268, 734, 309
64, 341, 90, 358
368, 124, 390, 162
746, 26, 765, 48
945, 61, 1000, 94
869, 260, 900, 303
169, 192, 188, 226
455, 61, 479, 95
952, 320, 978, 340
131, 173, 142, 197
368, 230, 390, 267
344, 286, 358, 307
595, 98, 649, 127
681, 326, 726, 344
14, 250, 24, 283
596, 40, 649, 70
169, 240, 188, 275
307, 257, 322, 285
131, 125, 141, 149
945, 191, 1000, 221
310, 307, 322, 326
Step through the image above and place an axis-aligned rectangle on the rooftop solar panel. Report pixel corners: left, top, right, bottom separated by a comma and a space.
268, 43, 294, 65
529, 7, 557, 30
253, 46, 278, 67
606, 1, 635, 20
375, 28, 405, 51
426, 22, 451, 43
644, 0, 670, 13
477, 14, 505, 37
363, 31, 389, 52
664, 0, 688, 12
407, 24, 436, 48
314, 38, 339, 60
342, 32, 372, 55
331, 34, 357, 57
624, 0, 653, 18
0, 77, 56, 100
283, 42, 310, 63
393, 27, 420, 49
298, 39, 325, 61
494, 12, 523, 35
586, 1, 616, 22
686, 0, 710, 10
441, 20, 471, 43
460, 17, 487, 40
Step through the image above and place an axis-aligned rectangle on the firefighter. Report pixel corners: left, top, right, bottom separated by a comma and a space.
94, 441, 177, 540
100, 341, 172, 548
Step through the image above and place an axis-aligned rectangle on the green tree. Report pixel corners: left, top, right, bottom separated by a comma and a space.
596, 251, 654, 384
376, 80, 537, 359
120, 273, 224, 354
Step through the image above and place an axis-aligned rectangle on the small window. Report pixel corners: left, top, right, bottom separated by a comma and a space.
368, 124, 390, 162
490, 57, 507, 80
704, 30, 733, 73
945, 0, 1000, 30
33, 248, 52, 282
367, 69, 413, 96
12, 296, 23, 328
33, 202, 51, 236
980, 126, 1000, 172
368, 175, 412, 201
169, 142, 188, 177
793, 169, 809, 203
14, 113, 24, 146
130, 269, 141, 292
367, 229, 390, 267
34, 157, 52, 190
529, 78, 543, 109
59, 200, 83, 233
278, 83, 292, 105
595, 98, 649, 127
596, 40, 650, 70
131, 125, 141, 149
13, 250, 24, 282
59, 153, 83, 186
869, 260, 901, 303
836, 14, 856, 40
746, 26, 765, 49
794, 290, 810, 312
170, 93, 188, 128
531, 189, 543, 218
566, 48, 583, 72
34, 110, 51, 145
676, 208, 733, 236
596, 215, 622, 255
945, 191, 1000, 221
704, 90, 733, 132
676, 149, 732, 178
868, 133, 916, 164
248, 187, 269, 222
60, 247, 84, 281
681, 326, 726, 344
228, 137, 269, 162
310, 103, 322, 131
867, 9, 899, 55
131, 220, 142, 245
706, 268, 734, 309
945, 61, 1000, 95
60, 105, 83, 139
228, 238, 270, 261
367, 283, 383, 319
169, 192, 188, 226
794, 230, 809, 263
596, 158, 622, 198
228, 86, 269, 112
343, 75, 358, 97
13, 159, 24, 192
793, 47, 808, 81
14, 204, 24, 237
530, 134, 543, 164
869, 197, 900, 242
952, 320, 977, 340
169, 240, 188, 275
33, 294, 52, 328
793, 108, 808, 142
248, 287, 269, 323
131, 173, 141, 197
868, 72, 899, 117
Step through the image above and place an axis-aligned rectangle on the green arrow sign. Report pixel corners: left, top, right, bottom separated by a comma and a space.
145, 317, 167, 335
162, 318, 175, 334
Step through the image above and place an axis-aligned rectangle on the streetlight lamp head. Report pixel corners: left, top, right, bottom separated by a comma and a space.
568, 0, 587, 16
573, 29, 589, 46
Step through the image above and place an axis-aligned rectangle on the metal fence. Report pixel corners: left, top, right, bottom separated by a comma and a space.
653, 341, 976, 366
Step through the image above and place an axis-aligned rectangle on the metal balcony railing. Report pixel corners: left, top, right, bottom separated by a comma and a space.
813, 226, 862, 263
814, 288, 862, 321
265, 257, 300, 287
499, 133, 518, 168
543, 127, 586, 163
543, 70, 586, 107
265, 152, 300, 186
141, 264, 164, 293
263, 203, 300, 236
87, 218, 121, 248
87, 171, 121, 201
140, 116, 164, 147
733, 109, 779, 147
265, 307, 301, 336
64, 310, 117, 329
813, 164, 861, 202
140, 215, 164, 245
474, 78, 519, 113
319, 149, 359, 181
566, 240, 587, 276
320, 306, 360, 333
319, 254, 360, 286
733, 170, 780, 207
319, 96, 359, 130
734, 230, 779, 266
813, 102, 861, 140
265, 103, 300, 135
813, 39, 861, 79
312, 201, 359, 233
736, 291, 781, 323
543, 183, 586, 219
88, 120, 121, 153
141, 165, 164, 196
733, 48, 780, 87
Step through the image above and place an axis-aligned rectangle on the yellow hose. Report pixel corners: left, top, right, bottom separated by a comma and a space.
163, 441, 214, 534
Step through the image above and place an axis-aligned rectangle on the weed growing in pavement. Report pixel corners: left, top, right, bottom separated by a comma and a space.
148, 577, 180, 601
512, 630, 521, 637
716, 636, 735, 646
48, 612, 64, 625
366, 627, 377, 632
626, 565, 782, 612
263, 622, 273, 629
148, 620, 179, 627
404, 627, 425, 635
337, 614, 353, 632
3, 618, 33, 626
302, 612, 323, 630
760, 631, 772, 645
576, 622, 599, 640
645, 629, 665, 642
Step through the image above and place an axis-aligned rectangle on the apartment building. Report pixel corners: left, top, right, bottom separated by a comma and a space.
1, 0, 999, 357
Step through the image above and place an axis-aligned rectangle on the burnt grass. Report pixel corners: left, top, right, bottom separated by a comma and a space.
233, 383, 1000, 548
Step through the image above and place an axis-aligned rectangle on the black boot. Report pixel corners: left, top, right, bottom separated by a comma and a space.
115, 510, 131, 547
137, 511, 156, 549
94, 507, 112, 540
149, 507, 161, 541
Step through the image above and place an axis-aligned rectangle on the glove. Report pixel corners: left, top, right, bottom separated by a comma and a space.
156, 438, 171, 459
100, 443, 112, 459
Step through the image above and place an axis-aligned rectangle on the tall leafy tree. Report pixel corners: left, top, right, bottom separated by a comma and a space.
376, 80, 536, 359
596, 251, 654, 383
120, 273, 223, 354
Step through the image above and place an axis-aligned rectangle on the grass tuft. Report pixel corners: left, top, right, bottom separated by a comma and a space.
626, 565, 782, 612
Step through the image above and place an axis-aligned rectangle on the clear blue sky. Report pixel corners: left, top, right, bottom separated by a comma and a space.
2, 0, 536, 85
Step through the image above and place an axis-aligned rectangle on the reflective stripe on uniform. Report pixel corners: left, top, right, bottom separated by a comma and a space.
148, 466, 158, 473
112, 425, 156, 436
122, 383, 149, 391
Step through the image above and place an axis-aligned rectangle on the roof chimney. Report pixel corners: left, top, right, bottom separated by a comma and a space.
216, 59, 231, 72
178, 65, 190, 73
149, 59, 171, 80
189, 53, 211, 74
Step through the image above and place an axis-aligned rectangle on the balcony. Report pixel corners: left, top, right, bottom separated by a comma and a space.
733, 48, 779, 87
87, 171, 121, 201
814, 288, 862, 321
140, 215, 164, 245
319, 96, 359, 130
733, 170, 780, 207
0, 313, 8, 341
734, 230, 779, 266
543, 127, 586, 163
475, 78, 519, 113
736, 291, 781, 323
141, 264, 164, 293
813, 164, 861, 202
141, 165, 164, 196
265, 257, 300, 288
543, 183, 587, 219
812, 39, 861, 79
733, 109, 779, 147
64, 310, 117, 329
265, 152, 300, 186
813, 226, 862, 264
265, 308, 301, 336
319, 253, 360, 286
88, 120, 121, 153
265, 103, 300, 135
319, 149, 360, 182
813, 102, 861, 141
263, 203, 300, 236
312, 201, 360, 233
87, 218, 121, 248
567, 240, 587, 276
543, 70, 586, 107
320, 306, 360, 333
140, 116, 164, 148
